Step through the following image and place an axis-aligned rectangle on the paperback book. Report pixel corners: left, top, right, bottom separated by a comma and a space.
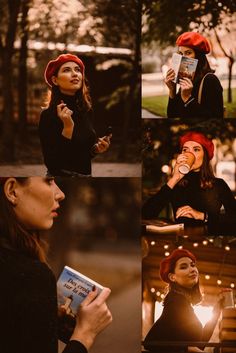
57, 265, 103, 318
171, 53, 198, 83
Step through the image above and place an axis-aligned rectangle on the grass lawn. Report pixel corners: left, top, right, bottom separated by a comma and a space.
142, 88, 236, 118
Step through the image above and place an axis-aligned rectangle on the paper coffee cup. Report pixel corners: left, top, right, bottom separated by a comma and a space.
178, 152, 195, 174
221, 288, 235, 309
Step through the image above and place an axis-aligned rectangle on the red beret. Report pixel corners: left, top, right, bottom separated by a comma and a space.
160, 249, 196, 283
44, 54, 85, 87
180, 131, 214, 160
176, 32, 211, 54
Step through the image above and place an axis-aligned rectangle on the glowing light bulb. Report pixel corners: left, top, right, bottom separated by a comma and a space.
156, 291, 161, 296
193, 243, 199, 247
151, 287, 155, 293
205, 275, 210, 280
151, 241, 155, 246
202, 240, 208, 245
217, 280, 222, 285
164, 244, 169, 249
161, 165, 169, 173
230, 283, 235, 289
164, 251, 170, 256
225, 245, 230, 251
178, 245, 183, 249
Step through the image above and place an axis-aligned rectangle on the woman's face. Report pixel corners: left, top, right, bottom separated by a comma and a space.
178, 46, 196, 58
52, 61, 83, 95
13, 177, 65, 231
169, 257, 199, 289
182, 140, 204, 171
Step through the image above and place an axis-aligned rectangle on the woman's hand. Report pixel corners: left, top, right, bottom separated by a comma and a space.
164, 68, 176, 98
57, 101, 74, 139
179, 77, 193, 102
93, 136, 111, 154
167, 154, 188, 189
70, 287, 112, 350
176, 205, 204, 220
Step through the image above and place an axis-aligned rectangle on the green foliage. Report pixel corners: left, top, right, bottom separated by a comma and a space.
142, 0, 236, 45
142, 88, 236, 118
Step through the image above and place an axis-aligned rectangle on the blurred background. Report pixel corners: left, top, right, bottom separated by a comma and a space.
142, 0, 236, 118
0, 0, 141, 175
42, 177, 141, 353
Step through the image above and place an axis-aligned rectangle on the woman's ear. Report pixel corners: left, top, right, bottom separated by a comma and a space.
168, 272, 176, 283
51, 75, 58, 86
4, 178, 19, 205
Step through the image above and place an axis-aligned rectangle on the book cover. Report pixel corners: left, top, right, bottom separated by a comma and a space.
57, 266, 103, 318
57, 266, 104, 343
172, 53, 198, 83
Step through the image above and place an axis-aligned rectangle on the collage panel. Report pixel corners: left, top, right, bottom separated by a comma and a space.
0, 0, 141, 178
0, 177, 141, 353
141, 118, 236, 352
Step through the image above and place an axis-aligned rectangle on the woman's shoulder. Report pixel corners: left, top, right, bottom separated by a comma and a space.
202, 72, 222, 86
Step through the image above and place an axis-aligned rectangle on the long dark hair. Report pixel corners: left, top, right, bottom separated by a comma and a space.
44, 68, 92, 111
0, 178, 47, 263
178, 146, 215, 189
193, 50, 214, 84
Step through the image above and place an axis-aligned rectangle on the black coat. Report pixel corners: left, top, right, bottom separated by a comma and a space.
167, 73, 224, 120
39, 93, 97, 176
144, 290, 219, 353
0, 246, 87, 353
144, 291, 202, 352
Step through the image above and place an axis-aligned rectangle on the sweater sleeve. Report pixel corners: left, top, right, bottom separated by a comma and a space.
38, 109, 72, 172
62, 340, 88, 353
208, 179, 236, 234
142, 184, 173, 219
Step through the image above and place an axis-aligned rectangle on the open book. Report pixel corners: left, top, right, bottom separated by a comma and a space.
171, 53, 198, 83
57, 266, 103, 343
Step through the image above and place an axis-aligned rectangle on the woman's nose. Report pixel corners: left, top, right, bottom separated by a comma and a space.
54, 184, 65, 202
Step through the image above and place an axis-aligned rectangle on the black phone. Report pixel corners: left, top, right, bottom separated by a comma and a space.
105, 126, 112, 136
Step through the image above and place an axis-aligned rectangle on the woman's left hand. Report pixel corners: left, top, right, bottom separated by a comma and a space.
94, 136, 111, 154
179, 77, 193, 102
176, 205, 204, 220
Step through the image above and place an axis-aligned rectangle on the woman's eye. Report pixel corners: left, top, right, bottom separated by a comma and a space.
45, 177, 54, 185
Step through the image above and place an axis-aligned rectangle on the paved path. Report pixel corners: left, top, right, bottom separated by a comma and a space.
142, 108, 165, 119
0, 162, 141, 177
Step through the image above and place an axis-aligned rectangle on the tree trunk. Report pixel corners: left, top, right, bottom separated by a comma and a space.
0, 0, 21, 162
227, 57, 234, 103
118, 0, 141, 159
18, 0, 30, 141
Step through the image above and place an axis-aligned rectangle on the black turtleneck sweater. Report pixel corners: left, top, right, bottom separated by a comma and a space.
167, 73, 224, 120
0, 246, 87, 353
39, 93, 97, 176
142, 172, 236, 233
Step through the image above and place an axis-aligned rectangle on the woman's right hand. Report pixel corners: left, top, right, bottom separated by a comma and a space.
167, 154, 187, 189
70, 287, 112, 350
57, 101, 74, 139
164, 68, 176, 98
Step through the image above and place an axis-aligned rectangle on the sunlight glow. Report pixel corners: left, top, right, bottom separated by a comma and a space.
154, 301, 213, 327
193, 305, 213, 326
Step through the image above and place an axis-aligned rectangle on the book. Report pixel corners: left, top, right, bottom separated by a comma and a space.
142, 219, 184, 233
57, 265, 103, 318
171, 53, 198, 83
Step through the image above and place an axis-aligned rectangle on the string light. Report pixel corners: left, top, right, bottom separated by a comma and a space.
164, 244, 169, 249
178, 245, 183, 249
151, 241, 155, 246
202, 240, 208, 246
156, 291, 161, 296
160, 294, 165, 299
225, 245, 230, 251
161, 165, 169, 173
230, 283, 235, 289
193, 242, 199, 247
217, 280, 222, 285
164, 251, 170, 256
183, 235, 188, 238
209, 238, 214, 243
205, 275, 210, 280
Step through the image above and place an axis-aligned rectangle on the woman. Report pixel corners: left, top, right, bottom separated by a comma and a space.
39, 54, 111, 176
0, 177, 112, 353
144, 248, 223, 352
165, 32, 224, 120
142, 131, 236, 233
